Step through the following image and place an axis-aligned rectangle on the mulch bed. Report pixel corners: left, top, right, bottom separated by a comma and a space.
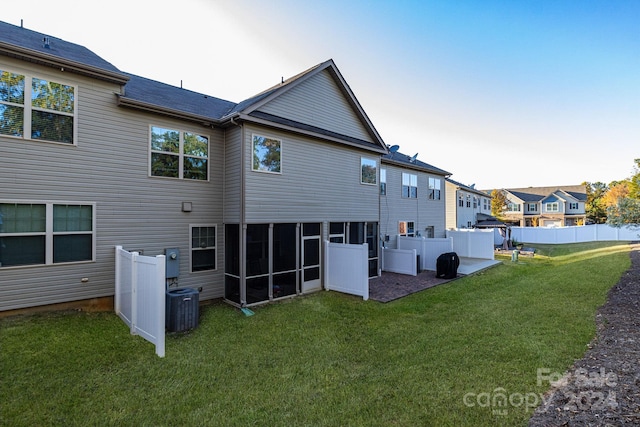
529, 243, 640, 426
369, 270, 458, 302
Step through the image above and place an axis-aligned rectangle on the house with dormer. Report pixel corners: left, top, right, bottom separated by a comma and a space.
0, 21, 388, 312
499, 185, 587, 227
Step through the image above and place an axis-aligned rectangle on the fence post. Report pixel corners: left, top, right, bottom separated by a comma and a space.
130, 251, 138, 335
115, 246, 122, 315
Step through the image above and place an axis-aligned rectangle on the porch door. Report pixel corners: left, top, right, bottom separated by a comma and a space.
301, 223, 321, 293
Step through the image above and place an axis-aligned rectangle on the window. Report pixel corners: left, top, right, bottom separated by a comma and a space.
252, 134, 281, 173
466, 195, 471, 208
0, 202, 94, 267
361, 157, 377, 185
402, 173, 417, 198
545, 202, 559, 212
398, 221, 415, 237
380, 168, 386, 195
190, 225, 216, 272
473, 197, 477, 209
458, 194, 464, 207
483, 199, 488, 210
428, 177, 441, 200
569, 202, 578, 210
0, 70, 76, 143
527, 203, 537, 212
507, 203, 521, 212
150, 126, 209, 180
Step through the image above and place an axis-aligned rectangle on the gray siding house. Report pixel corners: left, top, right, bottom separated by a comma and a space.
379, 150, 450, 249
499, 186, 587, 227
0, 21, 387, 312
445, 178, 492, 229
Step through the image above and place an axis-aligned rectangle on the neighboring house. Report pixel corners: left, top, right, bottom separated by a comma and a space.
0, 21, 387, 312
498, 185, 587, 227
445, 178, 492, 229
379, 150, 450, 249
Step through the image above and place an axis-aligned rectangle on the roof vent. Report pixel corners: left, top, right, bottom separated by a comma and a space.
43, 37, 51, 49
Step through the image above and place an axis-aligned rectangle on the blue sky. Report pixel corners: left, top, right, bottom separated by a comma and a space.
6, 0, 638, 189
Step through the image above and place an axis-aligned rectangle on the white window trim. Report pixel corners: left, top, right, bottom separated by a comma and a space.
398, 220, 415, 237
402, 173, 417, 198
545, 202, 559, 212
189, 224, 217, 273
251, 133, 282, 174
428, 177, 442, 200
0, 200, 96, 269
149, 125, 210, 181
0, 68, 78, 146
360, 157, 378, 185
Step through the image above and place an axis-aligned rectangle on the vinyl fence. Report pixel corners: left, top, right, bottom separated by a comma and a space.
446, 229, 495, 260
510, 224, 640, 245
382, 248, 418, 275
397, 236, 453, 271
115, 246, 166, 357
324, 241, 368, 300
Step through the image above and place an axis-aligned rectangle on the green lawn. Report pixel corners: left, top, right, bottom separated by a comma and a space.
0, 241, 631, 426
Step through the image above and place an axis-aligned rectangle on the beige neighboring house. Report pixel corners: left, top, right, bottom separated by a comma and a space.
499, 185, 587, 227
445, 178, 492, 229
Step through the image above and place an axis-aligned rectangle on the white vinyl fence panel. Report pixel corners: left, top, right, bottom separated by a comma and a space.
382, 248, 417, 275
324, 241, 368, 300
397, 236, 453, 271
115, 246, 166, 358
511, 224, 639, 244
446, 229, 495, 260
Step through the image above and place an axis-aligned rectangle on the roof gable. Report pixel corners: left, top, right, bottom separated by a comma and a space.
232, 59, 387, 152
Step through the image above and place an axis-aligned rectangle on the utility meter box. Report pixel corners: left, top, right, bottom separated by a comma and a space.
164, 248, 180, 279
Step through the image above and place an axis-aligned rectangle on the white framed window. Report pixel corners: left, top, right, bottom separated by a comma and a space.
402, 173, 417, 198
0, 69, 77, 144
507, 203, 521, 212
252, 134, 281, 173
466, 195, 471, 207
150, 126, 209, 180
190, 225, 216, 272
458, 194, 464, 207
380, 168, 386, 195
398, 221, 415, 237
527, 203, 537, 212
0, 201, 95, 268
361, 157, 377, 185
545, 202, 559, 212
428, 177, 441, 200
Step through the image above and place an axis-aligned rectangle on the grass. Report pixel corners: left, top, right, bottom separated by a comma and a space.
0, 241, 632, 426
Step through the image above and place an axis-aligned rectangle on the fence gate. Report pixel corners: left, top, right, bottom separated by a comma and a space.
324, 241, 368, 300
115, 246, 166, 357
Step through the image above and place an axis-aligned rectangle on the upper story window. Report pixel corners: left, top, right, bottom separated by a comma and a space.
150, 126, 209, 180
0, 201, 94, 268
380, 168, 386, 195
483, 199, 488, 210
428, 177, 441, 200
473, 197, 478, 208
402, 173, 417, 198
361, 157, 377, 185
0, 70, 76, 144
252, 134, 281, 173
527, 203, 537, 212
569, 202, 578, 210
458, 194, 464, 207
507, 202, 521, 212
545, 202, 559, 212
466, 195, 471, 207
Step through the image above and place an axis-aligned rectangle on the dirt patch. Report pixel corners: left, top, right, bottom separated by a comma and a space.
529, 243, 640, 426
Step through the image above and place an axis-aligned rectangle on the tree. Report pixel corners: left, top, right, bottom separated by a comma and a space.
584, 181, 608, 224
607, 198, 640, 227
490, 189, 507, 219
602, 181, 630, 209
628, 158, 640, 200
